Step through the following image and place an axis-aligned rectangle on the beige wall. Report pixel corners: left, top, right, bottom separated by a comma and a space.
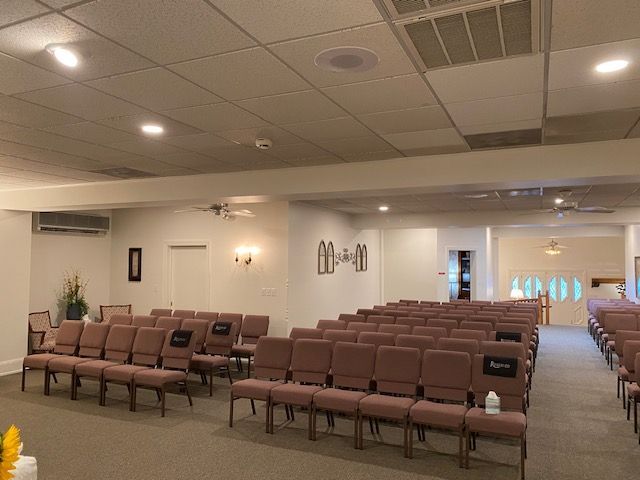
0, 210, 32, 375
625, 225, 640, 302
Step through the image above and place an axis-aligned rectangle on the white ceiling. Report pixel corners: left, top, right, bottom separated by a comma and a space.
0, 0, 638, 191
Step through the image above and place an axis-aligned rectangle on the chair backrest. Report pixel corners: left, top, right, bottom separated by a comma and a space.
132, 315, 157, 328
412, 326, 448, 343
495, 323, 531, 344
367, 315, 395, 325
130, 327, 166, 366
331, 341, 375, 390
357, 331, 395, 349
290, 339, 333, 384
28, 311, 52, 333
254, 336, 294, 380
422, 350, 471, 403
396, 316, 426, 328
180, 318, 209, 353
504, 312, 535, 330
356, 308, 381, 319
615, 330, 640, 361
501, 317, 533, 335
604, 313, 637, 335
454, 309, 476, 317
100, 304, 131, 324
450, 328, 487, 342
172, 309, 195, 319
77, 322, 110, 358
483, 306, 508, 314
155, 316, 182, 332
469, 314, 499, 326
204, 321, 238, 355
437, 337, 480, 359
439, 313, 467, 322
400, 299, 419, 304
346, 322, 378, 334
322, 329, 358, 345
488, 331, 528, 347
480, 340, 527, 363
397, 306, 420, 312
107, 314, 133, 326
459, 320, 493, 335
472, 354, 526, 412
150, 308, 172, 317
378, 324, 412, 337
409, 311, 438, 320
623, 340, 640, 372
395, 334, 436, 357
219, 313, 243, 341
381, 310, 403, 319
316, 319, 347, 331
195, 311, 219, 322
426, 318, 458, 335
289, 327, 324, 341
240, 315, 270, 344
53, 320, 85, 355
103, 325, 138, 362
374, 346, 420, 396
160, 329, 198, 370
338, 313, 365, 323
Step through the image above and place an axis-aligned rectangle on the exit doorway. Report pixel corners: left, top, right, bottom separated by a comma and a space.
449, 250, 472, 301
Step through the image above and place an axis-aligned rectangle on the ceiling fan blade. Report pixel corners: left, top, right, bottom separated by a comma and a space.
574, 206, 615, 213
230, 209, 255, 218
518, 209, 555, 216
174, 207, 211, 213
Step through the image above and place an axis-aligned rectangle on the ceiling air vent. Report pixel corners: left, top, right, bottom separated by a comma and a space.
394, 0, 540, 70
34, 212, 110, 235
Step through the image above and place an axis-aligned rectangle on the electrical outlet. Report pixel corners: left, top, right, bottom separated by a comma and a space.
271, 288, 277, 297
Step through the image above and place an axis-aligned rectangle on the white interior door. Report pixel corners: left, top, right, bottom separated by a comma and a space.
169, 245, 209, 311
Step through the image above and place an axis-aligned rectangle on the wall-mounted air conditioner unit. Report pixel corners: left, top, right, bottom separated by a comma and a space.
33, 212, 110, 236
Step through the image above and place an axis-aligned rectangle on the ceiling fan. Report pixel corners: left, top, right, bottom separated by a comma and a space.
174, 203, 256, 221
535, 238, 568, 256
540, 189, 615, 218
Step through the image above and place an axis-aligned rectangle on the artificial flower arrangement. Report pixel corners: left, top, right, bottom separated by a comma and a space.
0, 425, 20, 480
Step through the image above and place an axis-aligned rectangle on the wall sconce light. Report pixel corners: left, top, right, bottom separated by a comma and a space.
235, 246, 259, 265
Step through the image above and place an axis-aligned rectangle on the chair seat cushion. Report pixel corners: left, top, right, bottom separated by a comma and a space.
104, 364, 151, 382
23, 353, 58, 369
465, 407, 526, 437
410, 400, 467, 428
75, 360, 118, 378
271, 383, 323, 406
606, 340, 615, 349
618, 366, 629, 381
628, 383, 640, 399
232, 379, 282, 401
134, 369, 187, 387
231, 344, 256, 356
359, 394, 415, 420
191, 354, 229, 370
48, 356, 93, 373
313, 388, 368, 413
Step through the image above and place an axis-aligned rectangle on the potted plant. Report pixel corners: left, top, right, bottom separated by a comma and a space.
59, 270, 89, 320
616, 281, 626, 299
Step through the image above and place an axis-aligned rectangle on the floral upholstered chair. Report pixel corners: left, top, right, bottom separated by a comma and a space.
99, 304, 132, 324
28, 311, 58, 353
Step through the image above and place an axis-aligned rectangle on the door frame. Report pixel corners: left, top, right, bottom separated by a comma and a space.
163, 240, 211, 310
444, 246, 477, 301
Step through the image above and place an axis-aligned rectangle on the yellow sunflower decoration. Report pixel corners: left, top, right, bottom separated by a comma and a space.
0, 425, 21, 480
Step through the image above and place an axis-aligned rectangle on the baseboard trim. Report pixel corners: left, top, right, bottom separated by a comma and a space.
0, 358, 22, 376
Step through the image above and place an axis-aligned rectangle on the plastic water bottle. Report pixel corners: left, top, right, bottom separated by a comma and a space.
485, 390, 501, 415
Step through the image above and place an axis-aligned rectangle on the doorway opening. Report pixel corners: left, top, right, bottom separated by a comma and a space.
165, 243, 210, 311
449, 250, 471, 301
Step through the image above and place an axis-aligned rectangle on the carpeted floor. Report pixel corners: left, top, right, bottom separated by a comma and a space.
1, 325, 639, 479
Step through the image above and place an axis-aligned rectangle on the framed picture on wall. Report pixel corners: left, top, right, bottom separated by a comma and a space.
128, 248, 142, 281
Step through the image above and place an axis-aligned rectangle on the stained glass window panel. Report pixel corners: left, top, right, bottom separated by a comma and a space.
549, 277, 557, 301
573, 276, 582, 302
560, 276, 568, 302
511, 276, 519, 291
523, 276, 532, 298
535, 276, 543, 296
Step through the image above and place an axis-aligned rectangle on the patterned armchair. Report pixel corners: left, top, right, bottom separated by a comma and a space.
99, 304, 132, 324
28, 310, 58, 353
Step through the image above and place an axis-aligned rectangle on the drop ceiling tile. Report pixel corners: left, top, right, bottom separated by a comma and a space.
466, 129, 542, 150
169, 47, 309, 100
151, 152, 222, 170
163, 103, 268, 133
459, 119, 542, 136
382, 128, 466, 150
544, 129, 629, 145
0, 53, 70, 95
39, 1, 81, 7
546, 110, 640, 135
358, 106, 451, 135
17, 84, 144, 121
579, 194, 629, 207
283, 117, 371, 142
200, 145, 272, 163
322, 74, 437, 114
66, 0, 254, 64
97, 113, 202, 138
342, 150, 400, 163
629, 122, 640, 138
160, 133, 235, 152
426, 55, 544, 103
0, 139, 104, 170
445, 93, 543, 127
0, 120, 29, 134
400, 144, 470, 156
87, 68, 223, 111
0, 95, 82, 128
270, 24, 416, 87
43, 122, 139, 144
263, 142, 330, 161
237, 90, 346, 124
105, 138, 183, 157
547, 80, 640, 116
216, 126, 301, 147
0, 0, 49, 27
551, 0, 640, 51
239, 159, 292, 171
212, 0, 382, 43
285, 156, 344, 167
0, 14, 153, 81
591, 184, 639, 195
317, 135, 394, 155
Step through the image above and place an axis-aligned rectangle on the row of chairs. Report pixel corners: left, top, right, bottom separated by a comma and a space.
230, 337, 529, 479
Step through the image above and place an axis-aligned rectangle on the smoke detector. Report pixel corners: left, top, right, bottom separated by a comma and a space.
255, 138, 273, 150
314, 46, 379, 73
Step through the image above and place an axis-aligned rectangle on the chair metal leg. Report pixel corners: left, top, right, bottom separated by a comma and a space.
229, 394, 234, 427
269, 401, 275, 434
358, 414, 364, 450
407, 418, 414, 459
210, 368, 214, 397
44, 369, 50, 396
308, 404, 314, 441
160, 387, 166, 417
458, 427, 464, 468
634, 398, 638, 434
520, 435, 526, 480
353, 411, 359, 449
71, 372, 77, 400
247, 356, 251, 379
266, 398, 271, 433
130, 382, 136, 412
184, 381, 193, 406
227, 367, 233, 385
250, 399, 256, 415
52, 373, 58, 384
465, 429, 471, 469
618, 376, 621, 398
627, 397, 631, 421
21, 366, 26, 392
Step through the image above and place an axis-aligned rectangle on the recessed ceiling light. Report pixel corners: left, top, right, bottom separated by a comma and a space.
595, 59, 629, 73
554, 197, 564, 205
464, 193, 489, 199
45, 44, 79, 67
141, 124, 164, 134
314, 46, 379, 73
378, 205, 389, 212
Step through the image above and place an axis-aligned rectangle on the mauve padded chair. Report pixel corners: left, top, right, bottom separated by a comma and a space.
107, 314, 133, 326
382, 310, 403, 319
180, 318, 209, 354
150, 308, 172, 317
437, 337, 480, 360
47, 322, 110, 396
219, 313, 244, 342
155, 316, 182, 332
400, 299, 419, 304
338, 313, 365, 323
171, 309, 195, 319
626, 352, 640, 433
132, 315, 157, 328
427, 318, 458, 335
396, 317, 426, 329
622, 340, 640, 414
322, 329, 358, 345
367, 315, 396, 326
358, 346, 420, 457
289, 327, 324, 341
616, 331, 640, 402
22, 320, 84, 392
465, 354, 527, 478
397, 306, 420, 313
440, 313, 468, 323
270, 339, 333, 438
312, 342, 376, 448
74, 325, 138, 401
191, 322, 237, 396
316, 319, 347, 331
469, 314, 499, 327
357, 331, 395, 350
451, 329, 488, 342
409, 350, 471, 466
454, 309, 476, 317
378, 324, 412, 337
413, 326, 448, 343
483, 306, 508, 315
195, 311, 219, 323
480, 340, 531, 403
346, 322, 378, 334
410, 311, 439, 321
459, 321, 493, 336
356, 308, 381, 319
232, 315, 270, 377
604, 314, 637, 369
101, 327, 166, 410
132, 329, 197, 417
229, 337, 294, 433
395, 334, 436, 357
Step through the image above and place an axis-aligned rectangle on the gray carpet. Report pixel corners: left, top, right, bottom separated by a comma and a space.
1, 325, 639, 479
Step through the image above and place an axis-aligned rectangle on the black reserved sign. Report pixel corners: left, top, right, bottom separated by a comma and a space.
212, 322, 232, 335
170, 329, 193, 348
483, 355, 517, 378
496, 332, 521, 343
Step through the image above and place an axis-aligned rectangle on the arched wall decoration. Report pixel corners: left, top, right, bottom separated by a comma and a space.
318, 240, 326, 275
361, 244, 367, 272
326, 241, 335, 274
355, 244, 362, 271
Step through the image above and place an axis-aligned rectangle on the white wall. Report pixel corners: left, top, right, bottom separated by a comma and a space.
0, 210, 32, 375
625, 225, 640, 302
109, 202, 290, 336
288, 203, 381, 329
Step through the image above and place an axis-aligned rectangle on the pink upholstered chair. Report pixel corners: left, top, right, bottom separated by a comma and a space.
396, 316, 426, 328
191, 322, 237, 396
338, 313, 365, 323
132, 315, 157, 328
172, 309, 195, 319
195, 311, 219, 323
150, 308, 172, 317
231, 315, 270, 377
459, 320, 493, 336
378, 324, 412, 338
289, 327, 323, 341
451, 329, 488, 342
427, 318, 458, 335
440, 313, 468, 323
367, 315, 395, 326
412, 326, 448, 343
395, 334, 436, 357
28, 310, 57, 353
356, 308, 382, 319
437, 337, 480, 360
322, 329, 358, 345
100, 304, 131, 324
626, 352, 640, 433
604, 314, 637, 369
219, 313, 244, 342
155, 316, 182, 331
346, 322, 378, 334
357, 332, 395, 350
616, 331, 640, 402
180, 318, 209, 354
107, 314, 133, 326
469, 314, 499, 327
381, 310, 403, 319
409, 311, 439, 321
316, 319, 347, 330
